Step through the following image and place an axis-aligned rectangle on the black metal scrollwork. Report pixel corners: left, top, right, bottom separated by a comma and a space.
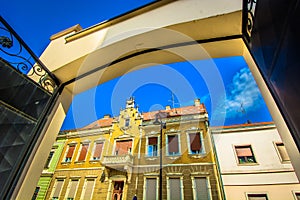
243, 0, 257, 43
0, 36, 13, 48
0, 16, 58, 93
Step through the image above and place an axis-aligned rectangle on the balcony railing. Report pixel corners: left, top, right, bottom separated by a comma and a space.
102, 154, 133, 167
0, 16, 59, 93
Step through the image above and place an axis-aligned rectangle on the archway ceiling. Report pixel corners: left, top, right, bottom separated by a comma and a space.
54, 11, 244, 95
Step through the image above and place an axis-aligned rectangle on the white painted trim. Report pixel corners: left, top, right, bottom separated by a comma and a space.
76, 142, 90, 162
186, 131, 206, 155
63, 142, 77, 163
292, 190, 300, 200
90, 140, 105, 161
165, 133, 181, 156
245, 192, 269, 200
143, 176, 159, 200
64, 178, 80, 199
166, 175, 184, 200
50, 178, 65, 199
191, 176, 212, 200
80, 178, 96, 200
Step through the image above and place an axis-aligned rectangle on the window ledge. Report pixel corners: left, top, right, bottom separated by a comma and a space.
145, 157, 158, 161
237, 162, 259, 166
61, 161, 71, 165
166, 155, 180, 160
89, 160, 101, 163
74, 161, 85, 164
188, 153, 206, 158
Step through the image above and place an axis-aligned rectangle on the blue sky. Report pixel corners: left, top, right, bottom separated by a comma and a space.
1, 1, 273, 130
64, 56, 273, 130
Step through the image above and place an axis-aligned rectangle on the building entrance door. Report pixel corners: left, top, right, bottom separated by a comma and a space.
112, 181, 124, 200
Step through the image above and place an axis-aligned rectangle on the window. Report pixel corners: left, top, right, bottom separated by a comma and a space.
167, 135, 180, 156
78, 143, 89, 162
247, 193, 268, 200
80, 178, 95, 200
125, 118, 130, 127
44, 150, 54, 168
92, 142, 103, 160
31, 186, 40, 200
192, 177, 210, 200
115, 140, 132, 155
65, 144, 76, 162
147, 137, 158, 157
275, 142, 290, 162
51, 179, 64, 199
235, 145, 256, 164
294, 192, 300, 200
145, 178, 157, 200
65, 179, 79, 200
188, 132, 203, 154
167, 177, 183, 200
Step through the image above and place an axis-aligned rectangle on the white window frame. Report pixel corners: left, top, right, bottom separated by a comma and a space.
91, 140, 105, 161
273, 141, 291, 163
191, 176, 212, 200
63, 142, 77, 163
166, 134, 181, 156
233, 144, 258, 165
76, 141, 90, 162
125, 118, 130, 127
50, 178, 65, 199
146, 136, 160, 158
143, 175, 159, 200
113, 139, 134, 155
186, 131, 205, 155
292, 190, 300, 200
80, 177, 96, 200
245, 192, 269, 200
65, 178, 80, 200
166, 175, 184, 200
44, 148, 56, 169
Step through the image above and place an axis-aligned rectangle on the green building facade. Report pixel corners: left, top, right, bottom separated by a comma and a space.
32, 138, 66, 200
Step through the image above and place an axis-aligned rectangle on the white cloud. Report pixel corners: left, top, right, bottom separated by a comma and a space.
212, 67, 263, 121
225, 67, 262, 117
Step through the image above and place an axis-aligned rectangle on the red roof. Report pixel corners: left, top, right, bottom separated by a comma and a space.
142, 104, 207, 121
62, 103, 207, 132
81, 117, 113, 129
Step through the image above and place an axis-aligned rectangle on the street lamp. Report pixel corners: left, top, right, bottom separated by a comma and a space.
153, 112, 166, 200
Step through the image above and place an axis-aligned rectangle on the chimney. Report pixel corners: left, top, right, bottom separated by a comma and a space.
194, 98, 201, 106
165, 105, 171, 110
104, 114, 111, 118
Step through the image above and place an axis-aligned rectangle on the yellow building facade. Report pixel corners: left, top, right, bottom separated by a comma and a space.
44, 97, 222, 200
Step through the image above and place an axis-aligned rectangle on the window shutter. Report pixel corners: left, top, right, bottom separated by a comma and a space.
148, 137, 158, 145
189, 133, 201, 151
82, 179, 94, 199
53, 179, 64, 197
78, 144, 89, 161
66, 145, 75, 158
67, 179, 79, 198
115, 140, 132, 155
146, 178, 157, 200
236, 147, 252, 156
93, 142, 103, 158
195, 177, 209, 200
168, 135, 179, 154
169, 178, 181, 199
